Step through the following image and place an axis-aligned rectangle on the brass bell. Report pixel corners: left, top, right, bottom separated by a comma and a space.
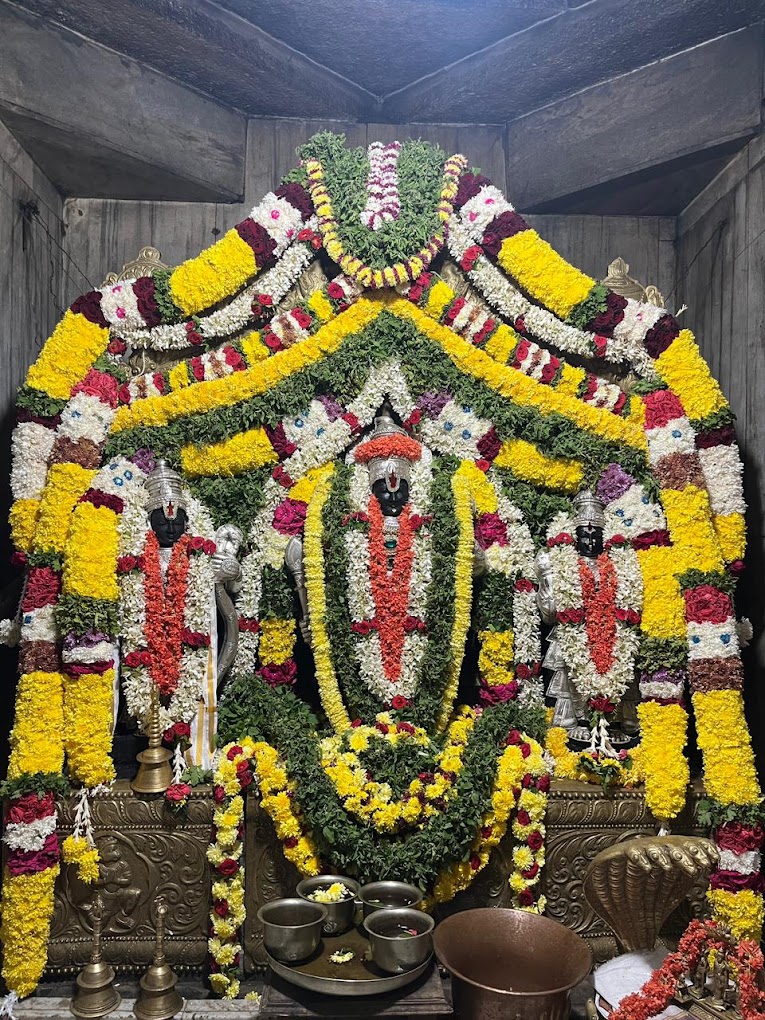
131, 683, 173, 795
70, 894, 121, 1018
134, 896, 183, 1020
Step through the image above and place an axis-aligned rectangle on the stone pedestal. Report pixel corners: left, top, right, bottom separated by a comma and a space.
44, 778, 705, 977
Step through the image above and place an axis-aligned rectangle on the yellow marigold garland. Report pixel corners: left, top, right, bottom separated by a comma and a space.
304, 463, 350, 732
435, 464, 475, 731
258, 619, 296, 666
9, 498, 40, 553
180, 427, 277, 477
636, 701, 689, 822
544, 726, 637, 788
654, 329, 727, 421
0, 866, 60, 998
25, 311, 109, 400
497, 231, 594, 320
636, 547, 686, 640
478, 630, 515, 687
693, 691, 761, 806
706, 888, 764, 943
63, 670, 116, 788
494, 438, 584, 492
169, 229, 258, 317
662, 487, 724, 575
7, 671, 65, 780
62, 502, 120, 601
34, 463, 97, 554
61, 836, 100, 884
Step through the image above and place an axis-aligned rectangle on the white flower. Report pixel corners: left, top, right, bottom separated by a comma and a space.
639, 679, 684, 700
3, 814, 57, 852
644, 418, 696, 464
93, 458, 146, 499
611, 300, 664, 346
11, 422, 56, 500
101, 281, 143, 332
459, 186, 514, 239
697, 445, 746, 515
62, 640, 117, 665
717, 848, 761, 875
687, 620, 738, 660
250, 193, 304, 255
606, 485, 666, 539
20, 605, 56, 643
58, 392, 115, 444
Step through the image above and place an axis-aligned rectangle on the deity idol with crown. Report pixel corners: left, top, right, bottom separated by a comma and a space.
116, 460, 243, 768
536, 489, 643, 754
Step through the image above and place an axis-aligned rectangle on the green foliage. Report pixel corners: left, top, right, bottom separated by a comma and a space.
631, 376, 666, 396
16, 385, 67, 419
0, 771, 70, 799
494, 470, 570, 546
358, 738, 436, 798
567, 284, 608, 331
475, 572, 515, 632
28, 550, 63, 571
690, 406, 736, 432
152, 269, 183, 324
635, 636, 688, 673
56, 594, 118, 636
696, 797, 765, 830
222, 678, 545, 888
188, 468, 270, 532
678, 569, 737, 595
259, 566, 295, 620
297, 133, 448, 270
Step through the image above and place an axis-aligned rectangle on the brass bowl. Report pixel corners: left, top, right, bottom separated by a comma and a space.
364, 907, 434, 974
358, 881, 422, 918
296, 875, 360, 936
257, 898, 327, 963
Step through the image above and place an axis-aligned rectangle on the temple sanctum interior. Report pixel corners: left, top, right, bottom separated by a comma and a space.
2, 3, 765, 1018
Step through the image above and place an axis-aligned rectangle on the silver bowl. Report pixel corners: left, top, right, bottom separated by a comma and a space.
359, 881, 422, 918
364, 907, 434, 974
256, 897, 327, 962
296, 875, 360, 935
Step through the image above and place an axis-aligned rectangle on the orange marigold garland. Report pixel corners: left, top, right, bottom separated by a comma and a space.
367, 499, 415, 683
143, 531, 190, 697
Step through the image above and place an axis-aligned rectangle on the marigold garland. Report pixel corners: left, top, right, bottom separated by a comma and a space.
636, 701, 689, 822
0, 865, 61, 999
25, 311, 109, 400
62, 670, 116, 788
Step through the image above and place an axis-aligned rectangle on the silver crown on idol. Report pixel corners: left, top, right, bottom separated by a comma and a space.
356, 402, 422, 493
144, 460, 187, 520
573, 489, 606, 529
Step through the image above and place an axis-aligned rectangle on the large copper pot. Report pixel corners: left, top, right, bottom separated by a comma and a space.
433, 908, 592, 1020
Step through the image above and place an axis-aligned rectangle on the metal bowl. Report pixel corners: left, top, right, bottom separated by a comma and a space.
296, 875, 360, 936
358, 881, 423, 918
256, 898, 327, 963
364, 907, 434, 974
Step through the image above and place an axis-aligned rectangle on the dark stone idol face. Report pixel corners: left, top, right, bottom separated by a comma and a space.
372, 478, 410, 517
150, 508, 188, 548
575, 524, 604, 559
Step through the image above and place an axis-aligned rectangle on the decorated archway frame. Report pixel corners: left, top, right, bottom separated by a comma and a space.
2, 138, 759, 1003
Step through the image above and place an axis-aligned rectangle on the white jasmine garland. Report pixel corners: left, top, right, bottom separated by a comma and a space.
62, 640, 118, 666
459, 185, 515, 239
639, 679, 684, 701
604, 485, 667, 542
360, 142, 402, 231
448, 214, 657, 378
100, 281, 143, 332
421, 400, 491, 461
644, 418, 696, 465
115, 228, 317, 349
250, 193, 305, 255
10, 422, 56, 501
20, 604, 57, 644
346, 360, 415, 425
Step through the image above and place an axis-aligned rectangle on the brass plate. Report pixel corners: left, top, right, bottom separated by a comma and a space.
266, 923, 433, 997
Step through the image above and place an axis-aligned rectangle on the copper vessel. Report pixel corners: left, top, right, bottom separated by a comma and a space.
433, 908, 592, 1020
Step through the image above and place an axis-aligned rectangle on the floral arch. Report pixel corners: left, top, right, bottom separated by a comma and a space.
2, 132, 760, 1001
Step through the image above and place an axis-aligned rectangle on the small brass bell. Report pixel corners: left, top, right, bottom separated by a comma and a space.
131, 683, 173, 795
70, 894, 120, 1018
133, 896, 183, 1020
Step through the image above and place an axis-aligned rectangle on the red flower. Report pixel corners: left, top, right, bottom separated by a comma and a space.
297, 228, 313, 242
475, 512, 508, 550
213, 785, 226, 803
162, 725, 177, 744
516, 809, 531, 826
715, 822, 765, 855
522, 773, 532, 788
522, 862, 539, 880
217, 858, 239, 877
517, 888, 535, 907
284, 836, 299, 849
481, 825, 493, 840
684, 585, 732, 625
227, 745, 244, 761
643, 388, 685, 430
235, 759, 251, 776
514, 578, 535, 593
391, 695, 410, 710
124, 651, 144, 668
527, 831, 544, 851
537, 775, 551, 793
165, 783, 191, 804
22, 566, 61, 611
292, 308, 312, 330
589, 696, 616, 715
351, 719, 362, 728
175, 722, 191, 739
397, 722, 416, 735
375, 722, 389, 735
351, 620, 375, 636
214, 899, 229, 917
460, 245, 482, 272
327, 282, 345, 300
506, 730, 521, 745
469, 853, 481, 871
6, 791, 55, 825
520, 743, 531, 758
272, 498, 308, 536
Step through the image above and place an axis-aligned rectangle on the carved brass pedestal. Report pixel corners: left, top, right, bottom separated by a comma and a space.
44, 779, 705, 977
